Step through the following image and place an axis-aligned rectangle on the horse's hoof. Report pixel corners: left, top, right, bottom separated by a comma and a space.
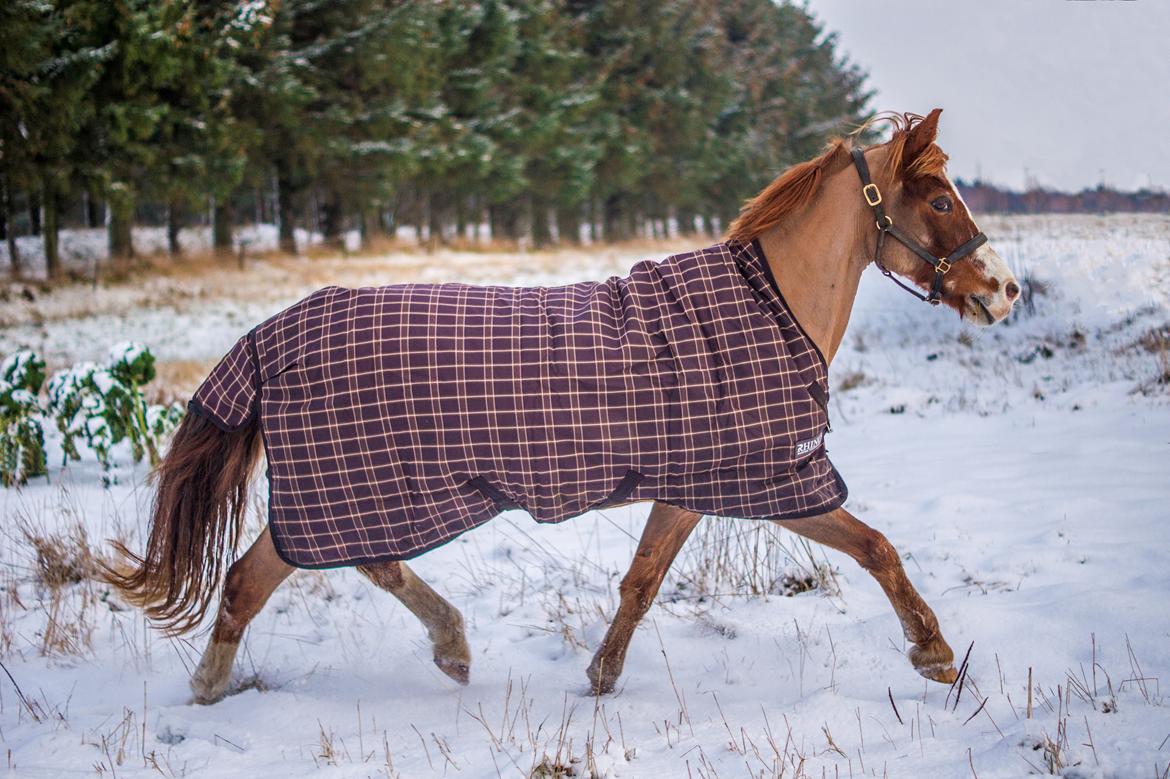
190, 682, 228, 705
435, 656, 470, 686
917, 663, 959, 684
586, 659, 618, 695
589, 677, 616, 696
909, 642, 958, 684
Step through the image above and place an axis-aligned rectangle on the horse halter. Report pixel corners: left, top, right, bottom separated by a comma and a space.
850, 147, 987, 305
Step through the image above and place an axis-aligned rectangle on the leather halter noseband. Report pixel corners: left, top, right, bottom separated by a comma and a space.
851, 147, 987, 305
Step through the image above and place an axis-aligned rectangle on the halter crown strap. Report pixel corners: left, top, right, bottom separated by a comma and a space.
850, 147, 988, 306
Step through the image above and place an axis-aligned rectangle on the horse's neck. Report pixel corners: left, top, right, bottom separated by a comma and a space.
756, 172, 871, 365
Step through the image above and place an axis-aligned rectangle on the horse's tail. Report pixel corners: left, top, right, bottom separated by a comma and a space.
101, 411, 262, 636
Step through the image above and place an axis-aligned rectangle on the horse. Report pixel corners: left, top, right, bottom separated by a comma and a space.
102, 109, 1020, 704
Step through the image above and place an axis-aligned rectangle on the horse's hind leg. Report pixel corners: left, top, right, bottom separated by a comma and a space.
587, 502, 702, 694
190, 526, 293, 704
777, 507, 958, 683
357, 561, 471, 685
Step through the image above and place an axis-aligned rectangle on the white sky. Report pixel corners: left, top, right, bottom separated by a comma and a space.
805, 0, 1170, 191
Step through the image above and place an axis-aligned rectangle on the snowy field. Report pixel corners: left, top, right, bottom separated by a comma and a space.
1, 214, 1168, 778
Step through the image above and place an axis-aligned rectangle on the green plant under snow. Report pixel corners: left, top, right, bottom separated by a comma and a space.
0, 351, 48, 487
48, 343, 184, 472
0, 343, 184, 487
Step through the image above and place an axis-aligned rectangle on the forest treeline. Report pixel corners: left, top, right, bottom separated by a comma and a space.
956, 180, 1170, 216
0, 0, 869, 276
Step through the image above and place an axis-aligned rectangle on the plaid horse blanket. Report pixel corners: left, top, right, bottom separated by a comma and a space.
190, 240, 847, 568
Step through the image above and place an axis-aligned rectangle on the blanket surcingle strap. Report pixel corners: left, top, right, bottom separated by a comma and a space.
190, 240, 847, 568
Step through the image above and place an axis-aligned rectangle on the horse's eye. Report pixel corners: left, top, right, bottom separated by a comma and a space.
931, 196, 953, 213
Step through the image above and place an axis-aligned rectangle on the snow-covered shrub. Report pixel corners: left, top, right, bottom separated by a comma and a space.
47, 343, 184, 474
0, 351, 49, 486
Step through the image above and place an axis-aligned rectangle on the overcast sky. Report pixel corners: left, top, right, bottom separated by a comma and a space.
805, 0, 1170, 192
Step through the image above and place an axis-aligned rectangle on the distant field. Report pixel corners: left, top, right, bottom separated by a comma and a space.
1, 214, 1167, 778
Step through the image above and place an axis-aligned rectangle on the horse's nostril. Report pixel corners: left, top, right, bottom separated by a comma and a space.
1005, 280, 1020, 300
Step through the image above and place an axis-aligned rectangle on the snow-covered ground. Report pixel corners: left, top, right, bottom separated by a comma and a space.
1, 214, 1167, 778
0, 224, 367, 282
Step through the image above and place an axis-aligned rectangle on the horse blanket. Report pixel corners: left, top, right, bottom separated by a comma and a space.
190, 239, 847, 569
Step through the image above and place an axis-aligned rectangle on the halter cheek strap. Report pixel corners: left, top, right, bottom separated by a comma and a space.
851, 147, 987, 306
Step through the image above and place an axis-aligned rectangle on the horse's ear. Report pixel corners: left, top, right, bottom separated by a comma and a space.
903, 108, 942, 167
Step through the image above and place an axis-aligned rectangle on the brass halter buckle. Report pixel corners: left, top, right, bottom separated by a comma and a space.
935, 258, 952, 275
862, 183, 883, 207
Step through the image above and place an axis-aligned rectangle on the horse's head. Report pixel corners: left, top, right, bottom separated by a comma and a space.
862, 109, 1019, 325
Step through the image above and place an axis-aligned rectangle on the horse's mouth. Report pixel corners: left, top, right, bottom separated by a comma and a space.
967, 294, 996, 326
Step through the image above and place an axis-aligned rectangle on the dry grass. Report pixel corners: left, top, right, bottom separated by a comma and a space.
669, 518, 839, 604
18, 517, 97, 589
1008, 270, 1048, 322
1132, 322, 1170, 354
529, 756, 583, 778
8, 513, 107, 656
1, 236, 694, 342
1130, 323, 1170, 395
0, 571, 18, 656
836, 369, 867, 392
151, 359, 216, 403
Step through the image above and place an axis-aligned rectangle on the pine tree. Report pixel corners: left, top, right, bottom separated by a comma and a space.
5, 0, 870, 270
0, 0, 49, 274
703, 0, 871, 225
61, 0, 202, 262
491, 1, 597, 245
2, 0, 108, 277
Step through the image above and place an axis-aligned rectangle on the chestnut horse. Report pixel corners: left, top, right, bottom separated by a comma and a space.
105, 109, 1019, 704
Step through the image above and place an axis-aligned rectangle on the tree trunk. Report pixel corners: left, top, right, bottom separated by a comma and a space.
27, 188, 41, 236
2, 175, 20, 275
426, 192, 443, 248
556, 207, 579, 246
277, 168, 297, 254
454, 197, 466, 241
604, 194, 627, 242
85, 188, 103, 228
360, 207, 384, 247
487, 203, 500, 241
531, 200, 552, 247
321, 189, 345, 250
167, 198, 183, 256
43, 183, 60, 279
213, 198, 234, 256
107, 186, 135, 261
494, 202, 523, 243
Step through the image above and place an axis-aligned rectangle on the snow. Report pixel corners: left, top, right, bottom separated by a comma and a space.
0, 223, 362, 281
108, 342, 148, 366
0, 351, 37, 382
1, 215, 1168, 778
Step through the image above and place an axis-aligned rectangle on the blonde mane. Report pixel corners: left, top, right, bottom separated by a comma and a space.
725, 113, 949, 243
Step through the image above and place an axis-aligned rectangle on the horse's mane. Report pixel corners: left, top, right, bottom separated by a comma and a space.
725, 112, 949, 243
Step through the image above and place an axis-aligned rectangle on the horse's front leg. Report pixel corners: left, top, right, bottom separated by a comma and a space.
587, 502, 702, 694
777, 508, 958, 683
